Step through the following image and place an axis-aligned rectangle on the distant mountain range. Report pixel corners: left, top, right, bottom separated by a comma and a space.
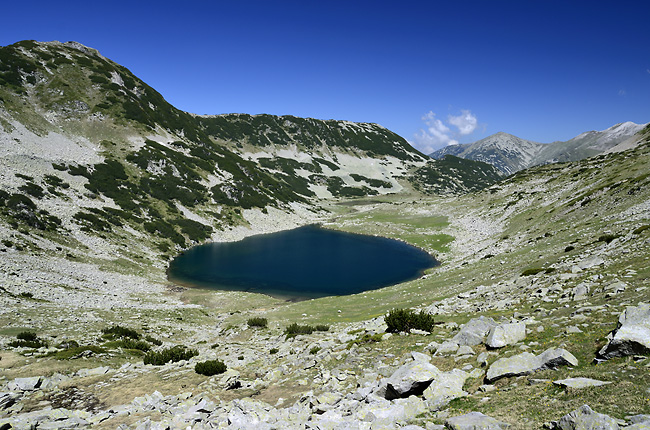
429, 122, 648, 175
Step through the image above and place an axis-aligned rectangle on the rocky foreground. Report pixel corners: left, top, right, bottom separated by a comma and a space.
1, 221, 649, 429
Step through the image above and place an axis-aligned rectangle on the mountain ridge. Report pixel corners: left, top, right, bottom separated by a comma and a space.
429, 121, 647, 175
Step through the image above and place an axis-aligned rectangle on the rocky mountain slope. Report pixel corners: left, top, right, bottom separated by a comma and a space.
430, 122, 647, 175
0, 40, 501, 263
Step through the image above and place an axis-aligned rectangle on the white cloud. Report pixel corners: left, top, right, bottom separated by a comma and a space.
448, 110, 478, 135
411, 109, 478, 154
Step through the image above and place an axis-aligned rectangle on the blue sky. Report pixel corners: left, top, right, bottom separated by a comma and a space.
2, 1, 649, 153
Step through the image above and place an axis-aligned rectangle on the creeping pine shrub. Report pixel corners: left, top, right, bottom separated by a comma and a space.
284, 323, 314, 338
598, 234, 621, 244
385, 308, 435, 333
9, 331, 47, 348
247, 317, 268, 328
145, 335, 162, 346
347, 333, 383, 348
195, 359, 227, 376
633, 225, 650, 235
114, 339, 151, 352
309, 346, 321, 354
269, 348, 279, 354
102, 325, 140, 340
314, 325, 330, 332
143, 345, 198, 365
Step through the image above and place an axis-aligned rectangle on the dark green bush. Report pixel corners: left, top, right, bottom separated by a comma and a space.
284, 323, 315, 338
309, 346, 321, 354
385, 308, 435, 333
521, 268, 545, 276
17, 331, 38, 341
195, 359, 227, 376
633, 225, 649, 235
145, 335, 162, 346
9, 331, 47, 348
269, 348, 279, 354
143, 345, 198, 365
113, 339, 151, 352
101, 325, 140, 340
598, 234, 621, 244
315, 325, 330, 332
348, 333, 383, 348
564, 245, 575, 252
247, 317, 268, 328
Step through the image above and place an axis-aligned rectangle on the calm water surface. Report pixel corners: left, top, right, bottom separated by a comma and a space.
168, 225, 437, 300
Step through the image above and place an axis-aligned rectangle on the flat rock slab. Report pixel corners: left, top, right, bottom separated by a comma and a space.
553, 378, 612, 389
597, 303, 650, 360
486, 348, 578, 383
446, 411, 511, 429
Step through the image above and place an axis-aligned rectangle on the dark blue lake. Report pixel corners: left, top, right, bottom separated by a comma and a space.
168, 225, 438, 300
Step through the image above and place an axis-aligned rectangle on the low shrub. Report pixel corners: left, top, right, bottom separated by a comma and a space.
521, 268, 545, 276
633, 225, 649, 235
195, 359, 227, 376
564, 245, 575, 252
113, 339, 151, 352
348, 333, 383, 348
143, 345, 198, 365
314, 325, 330, 332
102, 325, 140, 340
284, 323, 314, 338
17, 331, 38, 341
385, 308, 435, 333
145, 335, 162, 346
9, 331, 47, 348
247, 317, 268, 328
309, 346, 321, 354
598, 234, 621, 244
269, 348, 279, 354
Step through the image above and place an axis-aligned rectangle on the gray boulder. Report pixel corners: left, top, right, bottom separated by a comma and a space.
453, 316, 498, 346
486, 322, 526, 348
7, 376, 42, 391
422, 369, 469, 410
0, 392, 21, 410
597, 303, 650, 360
445, 411, 511, 429
486, 348, 578, 383
377, 360, 440, 400
626, 415, 650, 430
551, 404, 620, 429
